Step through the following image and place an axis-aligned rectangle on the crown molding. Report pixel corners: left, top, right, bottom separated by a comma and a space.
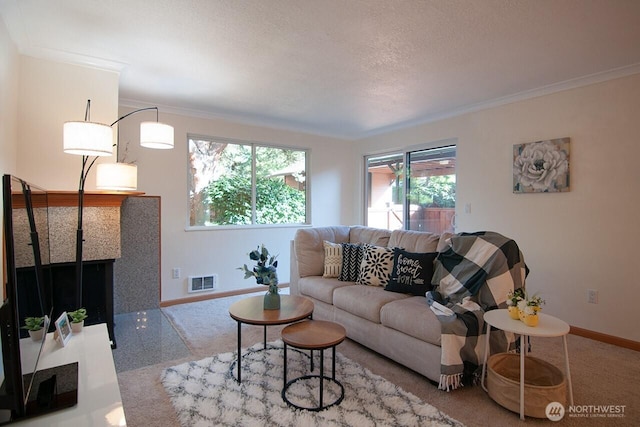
122, 63, 640, 141
20, 46, 127, 73
360, 63, 640, 139
118, 98, 352, 140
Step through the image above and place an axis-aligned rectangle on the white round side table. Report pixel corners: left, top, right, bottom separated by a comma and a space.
481, 309, 574, 420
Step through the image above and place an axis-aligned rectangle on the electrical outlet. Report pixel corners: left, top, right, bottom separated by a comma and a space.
587, 289, 598, 304
172, 268, 181, 279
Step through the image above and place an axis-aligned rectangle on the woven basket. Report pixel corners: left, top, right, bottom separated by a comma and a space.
487, 352, 566, 418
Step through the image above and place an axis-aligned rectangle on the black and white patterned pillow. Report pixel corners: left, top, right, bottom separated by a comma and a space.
357, 244, 395, 286
338, 243, 364, 282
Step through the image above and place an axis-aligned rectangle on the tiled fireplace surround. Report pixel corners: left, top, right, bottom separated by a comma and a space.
17, 194, 161, 316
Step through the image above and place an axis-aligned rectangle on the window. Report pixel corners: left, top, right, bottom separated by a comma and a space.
365, 145, 456, 233
188, 136, 308, 227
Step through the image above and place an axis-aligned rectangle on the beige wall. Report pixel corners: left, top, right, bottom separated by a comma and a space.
355, 73, 640, 342
116, 108, 353, 301
0, 19, 18, 299
17, 56, 119, 190
0, 18, 17, 175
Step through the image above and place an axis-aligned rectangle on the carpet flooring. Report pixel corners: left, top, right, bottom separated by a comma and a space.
116, 291, 640, 426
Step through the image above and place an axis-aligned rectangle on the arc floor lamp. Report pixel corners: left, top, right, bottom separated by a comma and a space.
63, 99, 174, 307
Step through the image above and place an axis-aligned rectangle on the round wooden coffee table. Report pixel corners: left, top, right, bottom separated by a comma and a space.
281, 320, 346, 411
228, 294, 313, 383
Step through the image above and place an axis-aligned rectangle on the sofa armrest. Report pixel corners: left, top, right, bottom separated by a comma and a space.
290, 239, 301, 295
293, 226, 351, 277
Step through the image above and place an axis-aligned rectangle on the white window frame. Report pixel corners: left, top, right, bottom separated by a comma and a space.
363, 140, 457, 232
187, 134, 310, 230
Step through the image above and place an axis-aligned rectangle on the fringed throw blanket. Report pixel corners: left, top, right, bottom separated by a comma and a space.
427, 231, 528, 391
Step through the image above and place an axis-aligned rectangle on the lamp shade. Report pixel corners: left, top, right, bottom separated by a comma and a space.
140, 122, 174, 149
63, 121, 114, 156
96, 162, 138, 191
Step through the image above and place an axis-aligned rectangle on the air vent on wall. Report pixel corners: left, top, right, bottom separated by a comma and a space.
188, 274, 218, 293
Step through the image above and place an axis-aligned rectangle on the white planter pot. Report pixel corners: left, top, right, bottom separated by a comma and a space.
71, 320, 84, 333
28, 328, 44, 342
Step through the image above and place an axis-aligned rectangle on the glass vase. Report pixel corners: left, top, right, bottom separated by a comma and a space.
263, 285, 280, 310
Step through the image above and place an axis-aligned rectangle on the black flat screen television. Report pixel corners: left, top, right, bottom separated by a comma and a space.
1, 175, 77, 423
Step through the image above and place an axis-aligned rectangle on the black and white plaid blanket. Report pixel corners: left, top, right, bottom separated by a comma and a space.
427, 231, 528, 391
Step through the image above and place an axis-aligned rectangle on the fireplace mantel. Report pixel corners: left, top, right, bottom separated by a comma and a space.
47, 191, 145, 207
13, 190, 145, 208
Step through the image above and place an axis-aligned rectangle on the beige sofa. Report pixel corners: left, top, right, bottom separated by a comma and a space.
289, 225, 451, 384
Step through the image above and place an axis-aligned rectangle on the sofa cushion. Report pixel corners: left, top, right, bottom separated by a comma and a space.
294, 226, 351, 277
333, 285, 409, 323
357, 244, 395, 287
385, 249, 437, 296
349, 226, 391, 247
380, 296, 442, 346
338, 243, 364, 282
389, 229, 440, 253
322, 240, 342, 278
299, 276, 354, 305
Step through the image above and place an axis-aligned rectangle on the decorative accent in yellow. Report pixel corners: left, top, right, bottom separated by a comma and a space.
519, 310, 539, 327
508, 306, 520, 319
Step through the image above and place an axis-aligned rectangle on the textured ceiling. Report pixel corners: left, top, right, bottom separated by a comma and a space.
2, 0, 640, 139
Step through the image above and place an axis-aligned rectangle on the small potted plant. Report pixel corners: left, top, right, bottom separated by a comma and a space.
68, 308, 88, 333
517, 294, 545, 327
506, 288, 525, 319
22, 316, 45, 341
238, 244, 280, 310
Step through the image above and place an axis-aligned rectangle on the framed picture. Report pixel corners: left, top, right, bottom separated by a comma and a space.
513, 137, 570, 193
55, 312, 72, 347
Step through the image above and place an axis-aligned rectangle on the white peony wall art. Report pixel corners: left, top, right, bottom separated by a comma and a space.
513, 137, 570, 193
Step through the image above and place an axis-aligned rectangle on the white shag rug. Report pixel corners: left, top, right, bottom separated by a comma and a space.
161, 340, 464, 427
